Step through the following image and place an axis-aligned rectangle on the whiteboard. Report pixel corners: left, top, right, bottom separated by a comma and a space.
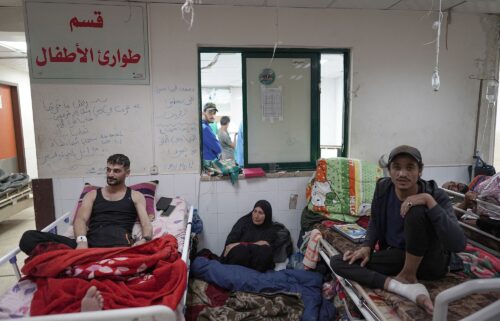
153, 84, 199, 173
32, 84, 153, 177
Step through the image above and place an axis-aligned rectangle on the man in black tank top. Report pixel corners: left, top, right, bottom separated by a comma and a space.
20, 154, 153, 254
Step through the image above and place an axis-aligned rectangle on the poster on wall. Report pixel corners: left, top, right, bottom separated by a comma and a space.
25, 0, 149, 84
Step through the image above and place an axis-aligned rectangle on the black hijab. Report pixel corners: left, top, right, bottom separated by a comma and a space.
252, 200, 273, 226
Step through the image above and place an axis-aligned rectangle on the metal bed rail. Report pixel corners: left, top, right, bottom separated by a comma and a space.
181, 205, 194, 309
13, 305, 176, 321
433, 278, 500, 321
0, 211, 72, 279
319, 238, 380, 321
442, 187, 500, 214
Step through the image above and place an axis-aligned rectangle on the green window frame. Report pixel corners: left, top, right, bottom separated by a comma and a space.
198, 47, 350, 172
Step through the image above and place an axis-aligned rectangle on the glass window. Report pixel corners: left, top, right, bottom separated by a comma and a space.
199, 48, 349, 171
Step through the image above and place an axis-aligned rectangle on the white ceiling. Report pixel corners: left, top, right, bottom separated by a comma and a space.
131, 0, 500, 14
0, 0, 499, 75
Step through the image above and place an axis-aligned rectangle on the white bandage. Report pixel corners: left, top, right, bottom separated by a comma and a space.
388, 280, 430, 303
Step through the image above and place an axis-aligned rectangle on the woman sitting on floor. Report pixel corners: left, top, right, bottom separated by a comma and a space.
221, 200, 278, 272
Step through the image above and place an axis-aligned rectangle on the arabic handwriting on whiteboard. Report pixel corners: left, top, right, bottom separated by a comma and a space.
38, 98, 143, 167
153, 85, 197, 170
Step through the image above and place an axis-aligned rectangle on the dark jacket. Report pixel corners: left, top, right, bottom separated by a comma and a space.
363, 177, 466, 253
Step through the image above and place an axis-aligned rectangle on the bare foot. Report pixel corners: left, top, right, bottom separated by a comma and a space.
416, 294, 434, 314
81, 286, 104, 312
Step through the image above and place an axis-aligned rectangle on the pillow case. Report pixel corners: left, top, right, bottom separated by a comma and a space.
73, 180, 158, 222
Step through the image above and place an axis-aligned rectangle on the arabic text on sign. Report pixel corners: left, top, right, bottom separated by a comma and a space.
69, 11, 104, 32
35, 45, 141, 68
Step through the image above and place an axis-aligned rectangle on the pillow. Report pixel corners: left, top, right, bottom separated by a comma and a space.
73, 180, 158, 222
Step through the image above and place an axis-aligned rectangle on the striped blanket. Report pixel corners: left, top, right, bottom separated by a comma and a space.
306, 158, 382, 223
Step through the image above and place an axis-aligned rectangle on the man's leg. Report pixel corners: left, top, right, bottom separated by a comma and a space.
330, 247, 405, 289
19, 230, 77, 255
392, 205, 449, 313
396, 206, 449, 283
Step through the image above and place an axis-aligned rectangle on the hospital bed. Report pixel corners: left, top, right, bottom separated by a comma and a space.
318, 227, 500, 321
0, 200, 195, 320
442, 187, 500, 255
0, 182, 32, 224
303, 157, 500, 320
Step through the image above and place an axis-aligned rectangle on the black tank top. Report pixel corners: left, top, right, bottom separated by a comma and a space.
88, 187, 137, 233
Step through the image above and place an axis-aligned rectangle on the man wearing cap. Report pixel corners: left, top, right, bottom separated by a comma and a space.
330, 145, 466, 314
201, 102, 222, 161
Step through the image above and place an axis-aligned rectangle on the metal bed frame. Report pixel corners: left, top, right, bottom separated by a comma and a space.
319, 239, 500, 321
0, 184, 32, 224
0, 205, 195, 320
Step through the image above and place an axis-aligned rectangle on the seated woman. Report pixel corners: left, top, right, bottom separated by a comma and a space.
221, 200, 277, 272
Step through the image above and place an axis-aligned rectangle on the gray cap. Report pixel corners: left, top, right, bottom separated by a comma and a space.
203, 102, 218, 112
388, 145, 422, 165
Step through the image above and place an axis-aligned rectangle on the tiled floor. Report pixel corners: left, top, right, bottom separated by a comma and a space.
0, 205, 35, 294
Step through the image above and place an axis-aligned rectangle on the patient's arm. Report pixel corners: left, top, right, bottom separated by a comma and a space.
132, 190, 153, 246
74, 190, 97, 249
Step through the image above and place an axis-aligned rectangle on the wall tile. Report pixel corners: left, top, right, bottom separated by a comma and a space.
274, 209, 297, 229
216, 192, 240, 214
216, 180, 241, 194
198, 193, 218, 214
128, 175, 153, 185
197, 233, 218, 252
296, 192, 308, 211
156, 175, 175, 199
199, 180, 217, 195
276, 191, 300, 211
60, 199, 77, 218
174, 174, 197, 196
240, 178, 278, 192
237, 191, 278, 212
218, 212, 241, 238
277, 177, 299, 191
54, 198, 62, 219
198, 212, 218, 235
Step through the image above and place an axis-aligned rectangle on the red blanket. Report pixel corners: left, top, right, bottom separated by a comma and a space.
22, 235, 187, 316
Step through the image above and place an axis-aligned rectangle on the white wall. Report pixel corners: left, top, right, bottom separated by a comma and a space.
0, 63, 37, 178
147, 5, 495, 166
32, 4, 497, 252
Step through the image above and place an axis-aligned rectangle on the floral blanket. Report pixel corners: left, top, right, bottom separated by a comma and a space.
458, 244, 500, 278
21, 235, 187, 316
306, 158, 382, 223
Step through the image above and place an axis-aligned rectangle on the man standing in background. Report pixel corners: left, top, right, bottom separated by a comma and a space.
201, 102, 222, 161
